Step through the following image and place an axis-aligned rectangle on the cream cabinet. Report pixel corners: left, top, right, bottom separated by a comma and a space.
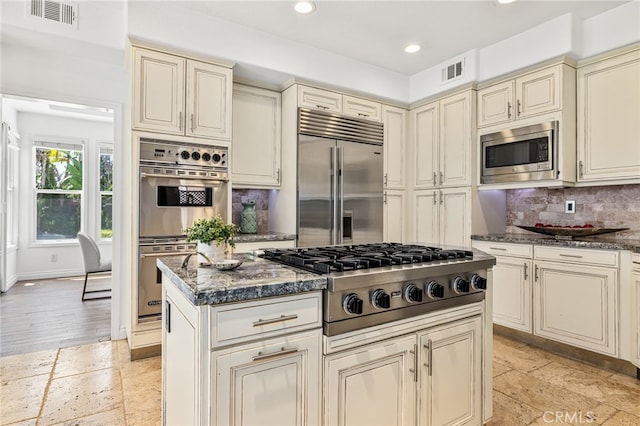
630, 254, 640, 368
532, 246, 619, 357
472, 242, 533, 333
577, 48, 640, 183
212, 329, 321, 426
383, 105, 406, 189
411, 90, 473, 189
232, 84, 282, 187
343, 95, 382, 122
324, 335, 416, 426
133, 47, 232, 140
413, 187, 471, 247
298, 85, 342, 114
383, 190, 405, 243
477, 64, 569, 128
418, 316, 482, 426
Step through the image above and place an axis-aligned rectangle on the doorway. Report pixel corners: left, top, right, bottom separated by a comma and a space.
0, 95, 117, 356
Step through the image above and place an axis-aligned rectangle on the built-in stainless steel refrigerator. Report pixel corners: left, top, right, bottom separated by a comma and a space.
297, 108, 384, 247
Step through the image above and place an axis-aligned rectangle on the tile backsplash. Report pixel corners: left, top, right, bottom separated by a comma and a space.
506, 184, 640, 239
232, 189, 270, 234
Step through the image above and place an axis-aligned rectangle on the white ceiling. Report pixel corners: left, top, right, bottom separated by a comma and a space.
182, 0, 627, 76
2, 96, 114, 123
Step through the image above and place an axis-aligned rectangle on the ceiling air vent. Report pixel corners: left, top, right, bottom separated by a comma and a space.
28, 0, 78, 28
441, 60, 464, 83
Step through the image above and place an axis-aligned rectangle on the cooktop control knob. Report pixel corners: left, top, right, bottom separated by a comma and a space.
425, 280, 444, 299
201, 152, 211, 162
404, 283, 423, 303
371, 289, 391, 309
180, 150, 190, 160
191, 151, 201, 161
212, 153, 222, 163
451, 276, 470, 294
470, 274, 487, 290
343, 293, 363, 315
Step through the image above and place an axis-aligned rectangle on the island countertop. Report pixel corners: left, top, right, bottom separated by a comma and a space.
157, 254, 327, 306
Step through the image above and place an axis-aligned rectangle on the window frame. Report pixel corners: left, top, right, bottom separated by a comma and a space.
98, 142, 114, 241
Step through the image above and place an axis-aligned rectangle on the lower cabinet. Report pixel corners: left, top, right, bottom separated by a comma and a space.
324, 335, 416, 426
492, 257, 533, 332
419, 317, 482, 426
412, 187, 471, 247
630, 254, 640, 368
324, 315, 482, 426
212, 329, 321, 426
534, 260, 617, 356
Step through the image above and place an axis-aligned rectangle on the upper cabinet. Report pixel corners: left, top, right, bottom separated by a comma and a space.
133, 47, 232, 140
382, 105, 406, 189
232, 84, 282, 188
298, 85, 382, 122
411, 90, 473, 189
477, 64, 569, 128
577, 47, 640, 183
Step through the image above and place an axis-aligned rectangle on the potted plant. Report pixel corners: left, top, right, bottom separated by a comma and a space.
183, 216, 237, 263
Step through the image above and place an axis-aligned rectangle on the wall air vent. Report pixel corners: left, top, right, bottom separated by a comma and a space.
28, 0, 78, 28
441, 60, 464, 83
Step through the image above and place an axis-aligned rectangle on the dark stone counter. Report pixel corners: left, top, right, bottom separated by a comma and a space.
471, 234, 640, 253
234, 232, 296, 243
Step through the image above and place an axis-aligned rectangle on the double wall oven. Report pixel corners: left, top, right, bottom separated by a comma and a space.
138, 137, 228, 319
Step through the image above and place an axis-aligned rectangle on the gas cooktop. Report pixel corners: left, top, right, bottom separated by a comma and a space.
260, 243, 474, 274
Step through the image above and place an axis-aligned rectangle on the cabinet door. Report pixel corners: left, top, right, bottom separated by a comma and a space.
534, 261, 618, 356
477, 80, 514, 128
163, 292, 197, 426
440, 91, 472, 187
133, 48, 185, 135
186, 60, 232, 140
232, 84, 282, 187
213, 330, 321, 426
440, 187, 471, 248
516, 65, 561, 119
632, 255, 640, 368
413, 190, 438, 245
383, 190, 405, 243
577, 50, 640, 182
492, 257, 532, 332
411, 102, 439, 188
343, 95, 381, 122
419, 316, 482, 426
324, 335, 416, 426
298, 85, 342, 113
383, 105, 406, 189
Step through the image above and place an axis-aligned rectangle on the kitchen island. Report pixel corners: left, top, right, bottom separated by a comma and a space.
158, 248, 495, 425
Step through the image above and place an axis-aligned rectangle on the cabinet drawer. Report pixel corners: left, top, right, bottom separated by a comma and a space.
234, 240, 295, 254
472, 241, 532, 258
342, 95, 382, 122
298, 86, 342, 113
210, 292, 322, 347
632, 253, 640, 273
534, 246, 618, 267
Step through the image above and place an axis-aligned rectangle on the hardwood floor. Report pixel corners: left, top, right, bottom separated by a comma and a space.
0, 274, 111, 357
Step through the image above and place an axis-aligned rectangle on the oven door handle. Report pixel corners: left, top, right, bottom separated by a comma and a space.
140, 172, 229, 182
139, 251, 194, 258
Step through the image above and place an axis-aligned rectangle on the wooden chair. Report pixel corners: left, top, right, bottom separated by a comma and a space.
77, 232, 112, 301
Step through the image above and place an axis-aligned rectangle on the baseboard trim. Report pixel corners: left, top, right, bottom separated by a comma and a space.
130, 344, 161, 361
494, 324, 638, 378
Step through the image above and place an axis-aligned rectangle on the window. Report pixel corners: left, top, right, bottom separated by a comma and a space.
33, 141, 83, 241
99, 146, 113, 240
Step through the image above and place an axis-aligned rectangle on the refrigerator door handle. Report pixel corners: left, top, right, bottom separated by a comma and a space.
337, 146, 345, 244
330, 146, 338, 245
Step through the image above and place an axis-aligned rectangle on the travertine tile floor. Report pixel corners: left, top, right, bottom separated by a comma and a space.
1, 334, 639, 425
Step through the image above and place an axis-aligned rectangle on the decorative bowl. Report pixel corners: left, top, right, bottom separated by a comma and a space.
516, 225, 629, 239
211, 259, 243, 271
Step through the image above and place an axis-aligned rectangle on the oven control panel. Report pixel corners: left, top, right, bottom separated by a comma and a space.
140, 140, 228, 169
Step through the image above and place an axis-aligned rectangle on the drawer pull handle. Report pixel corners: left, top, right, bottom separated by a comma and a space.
252, 314, 299, 327
523, 263, 528, 280
559, 254, 583, 259
252, 347, 298, 362
632, 261, 640, 265
489, 247, 507, 251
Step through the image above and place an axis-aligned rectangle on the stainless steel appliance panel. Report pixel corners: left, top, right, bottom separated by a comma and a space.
139, 173, 227, 238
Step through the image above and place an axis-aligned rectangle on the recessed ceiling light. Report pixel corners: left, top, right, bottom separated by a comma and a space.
294, 1, 316, 14
497, 0, 517, 4
405, 44, 421, 54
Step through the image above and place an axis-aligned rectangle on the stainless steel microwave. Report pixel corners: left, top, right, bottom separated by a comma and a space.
481, 121, 558, 184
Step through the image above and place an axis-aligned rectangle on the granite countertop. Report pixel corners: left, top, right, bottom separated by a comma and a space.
157, 253, 326, 306
471, 233, 640, 253
234, 232, 296, 243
